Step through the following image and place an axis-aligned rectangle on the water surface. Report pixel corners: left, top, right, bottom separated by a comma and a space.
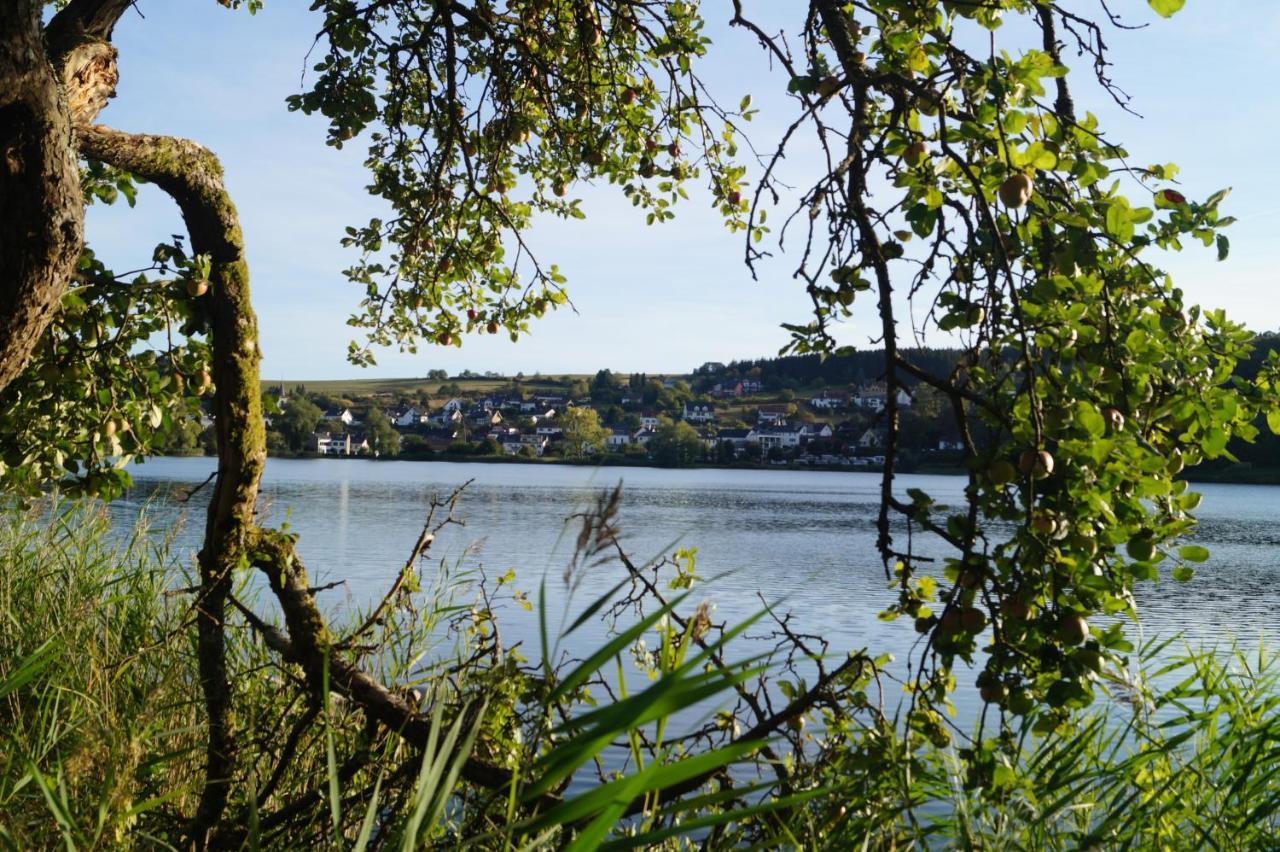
113, 457, 1278, 717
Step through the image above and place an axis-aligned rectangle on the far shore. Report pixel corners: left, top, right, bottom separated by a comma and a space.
156, 450, 1280, 485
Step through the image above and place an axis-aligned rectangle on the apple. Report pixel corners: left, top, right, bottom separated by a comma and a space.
103, 419, 118, 438
1001, 597, 1030, 621
961, 607, 986, 633
462, 141, 477, 158
904, 141, 927, 168
186, 278, 209, 298
938, 608, 962, 636
466, 308, 477, 321
553, 181, 567, 197
727, 190, 742, 206
1073, 647, 1104, 673
998, 173, 1034, 208
979, 682, 1008, 704
1058, 612, 1089, 646
195, 370, 212, 394
486, 321, 499, 335
1018, 449, 1054, 479
1103, 407, 1125, 432
987, 459, 1017, 485
1031, 510, 1056, 535
667, 141, 681, 158
1126, 534, 1156, 563
1071, 533, 1099, 560
622, 87, 637, 105
437, 332, 453, 346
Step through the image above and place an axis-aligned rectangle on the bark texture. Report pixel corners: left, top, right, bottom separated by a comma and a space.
78, 126, 266, 847
0, 0, 85, 396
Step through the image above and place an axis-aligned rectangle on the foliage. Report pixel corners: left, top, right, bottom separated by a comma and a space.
557, 406, 607, 458
292, 0, 756, 365
362, 407, 401, 456
8, 0, 1280, 845
648, 418, 705, 466
0, 239, 214, 500
276, 396, 323, 451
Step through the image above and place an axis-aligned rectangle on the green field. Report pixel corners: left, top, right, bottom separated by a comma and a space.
262, 375, 593, 397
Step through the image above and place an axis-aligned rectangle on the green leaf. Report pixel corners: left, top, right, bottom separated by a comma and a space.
1172, 565, 1194, 582
1178, 545, 1210, 563
1266, 410, 1280, 435
1075, 402, 1106, 439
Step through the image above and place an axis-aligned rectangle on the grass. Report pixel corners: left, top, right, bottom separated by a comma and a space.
6, 499, 1280, 848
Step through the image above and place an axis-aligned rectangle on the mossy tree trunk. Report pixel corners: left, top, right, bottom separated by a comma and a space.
78, 126, 267, 846
0, 0, 85, 396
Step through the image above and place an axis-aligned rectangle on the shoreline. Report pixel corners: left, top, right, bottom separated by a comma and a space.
156, 451, 1280, 485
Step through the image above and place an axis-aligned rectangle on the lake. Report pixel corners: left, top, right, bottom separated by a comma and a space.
110, 457, 1278, 718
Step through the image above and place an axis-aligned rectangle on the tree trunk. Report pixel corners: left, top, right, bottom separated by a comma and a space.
0, 0, 85, 396
77, 126, 266, 847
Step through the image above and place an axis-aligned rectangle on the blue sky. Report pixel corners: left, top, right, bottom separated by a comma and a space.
87, 2, 1280, 380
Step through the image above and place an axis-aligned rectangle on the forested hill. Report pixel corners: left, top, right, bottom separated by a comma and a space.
692, 348, 963, 389
700, 332, 1280, 391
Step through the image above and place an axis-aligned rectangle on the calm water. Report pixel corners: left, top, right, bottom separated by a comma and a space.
110, 457, 1278, 716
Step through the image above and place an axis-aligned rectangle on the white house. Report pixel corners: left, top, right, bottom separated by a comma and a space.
808, 390, 850, 410
322, 408, 356, 426
683, 401, 716, 423
756, 405, 789, 425
392, 406, 424, 427
798, 422, 834, 441
429, 408, 463, 426
520, 433, 549, 456
606, 426, 632, 449
310, 431, 350, 455
853, 384, 912, 412
752, 423, 805, 450
633, 427, 658, 446
639, 412, 661, 430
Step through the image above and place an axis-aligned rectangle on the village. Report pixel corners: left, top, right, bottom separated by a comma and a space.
235, 362, 969, 469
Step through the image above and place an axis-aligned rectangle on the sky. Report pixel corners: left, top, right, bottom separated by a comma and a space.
86, 2, 1280, 380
